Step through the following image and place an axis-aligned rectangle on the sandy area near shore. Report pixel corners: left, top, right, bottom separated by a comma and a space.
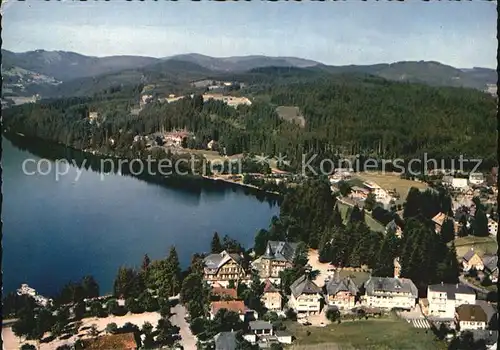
308, 249, 334, 288
2, 312, 162, 350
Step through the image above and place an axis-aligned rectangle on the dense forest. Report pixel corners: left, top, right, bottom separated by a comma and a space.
3, 73, 497, 172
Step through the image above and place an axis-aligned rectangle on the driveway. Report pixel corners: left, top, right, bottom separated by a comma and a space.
459, 275, 490, 295
170, 304, 197, 350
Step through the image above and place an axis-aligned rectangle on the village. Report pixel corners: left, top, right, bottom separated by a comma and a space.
5, 164, 498, 350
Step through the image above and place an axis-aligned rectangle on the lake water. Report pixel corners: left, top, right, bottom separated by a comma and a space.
2, 135, 279, 297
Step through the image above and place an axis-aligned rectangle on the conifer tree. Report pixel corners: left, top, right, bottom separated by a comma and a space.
211, 232, 223, 253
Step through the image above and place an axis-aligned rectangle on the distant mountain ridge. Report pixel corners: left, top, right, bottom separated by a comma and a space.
1, 49, 160, 81
166, 53, 320, 72
2, 49, 497, 99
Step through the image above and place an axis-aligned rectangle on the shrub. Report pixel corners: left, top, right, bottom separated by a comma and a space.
326, 308, 341, 322
105, 322, 118, 334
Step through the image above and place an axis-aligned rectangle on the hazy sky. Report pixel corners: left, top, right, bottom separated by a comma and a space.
2, 1, 497, 68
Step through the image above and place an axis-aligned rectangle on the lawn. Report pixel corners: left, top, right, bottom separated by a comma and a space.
355, 172, 428, 201
286, 315, 447, 350
453, 235, 498, 258
336, 269, 371, 288
337, 201, 385, 233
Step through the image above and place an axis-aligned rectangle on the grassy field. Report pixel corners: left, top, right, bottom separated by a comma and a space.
287, 315, 446, 350
337, 201, 385, 233
276, 105, 306, 127
454, 235, 498, 258
355, 172, 428, 201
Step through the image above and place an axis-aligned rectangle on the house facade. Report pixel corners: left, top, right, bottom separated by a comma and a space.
363, 181, 389, 201
288, 274, 323, 315
325, 274, 358, 310
362, 277, 418, 310
462, 248, 484, 271
252, 241, 298, 284
203, 250, 249, 287
261, 280, 282, 311
488, 219, 498, 236
427, 283, 476, 320
455, 304, 487, 331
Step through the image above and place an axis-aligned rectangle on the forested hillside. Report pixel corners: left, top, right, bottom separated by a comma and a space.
3, 75, 496, 170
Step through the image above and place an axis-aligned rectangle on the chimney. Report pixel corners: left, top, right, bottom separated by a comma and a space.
456, 284, 458, 289
441, 281, 443, 286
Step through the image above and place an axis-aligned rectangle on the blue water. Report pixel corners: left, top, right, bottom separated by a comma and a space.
2, 137, 279, 296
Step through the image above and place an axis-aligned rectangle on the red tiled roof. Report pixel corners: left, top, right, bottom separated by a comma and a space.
263, 279, 280, 293
211, 300, 246, 315
82, 332, 137, 349
212, 287, 238, 299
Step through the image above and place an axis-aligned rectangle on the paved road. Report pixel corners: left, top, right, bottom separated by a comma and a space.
459, 276, 490, 295
170, 304, 197, 350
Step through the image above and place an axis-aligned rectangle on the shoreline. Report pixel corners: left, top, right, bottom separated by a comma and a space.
4, 132, 282, 199
201, 174, 282, 197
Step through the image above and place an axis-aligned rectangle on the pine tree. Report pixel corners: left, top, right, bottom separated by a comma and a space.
349, 205, 363, 224
332, 206, 343, 227
403, 187, 422, 219
211, 232, 223, 253
373, 229, 400, 277
142, 254, 151, 271
440, 218, 456, 243
472, 207, 489, 237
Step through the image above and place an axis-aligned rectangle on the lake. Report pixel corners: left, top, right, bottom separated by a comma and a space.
2, 135, 280, 297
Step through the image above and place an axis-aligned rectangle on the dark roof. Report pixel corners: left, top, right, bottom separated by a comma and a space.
249, 320, 273, 330
204, 251, 242, 270
214, 331, 238, 350
456, 304, 488, 323
263, 279, 280, 293
261, 241, 298, 262
364, 277, 418, 298
290, 274, 322, 298
482, 255, 498, 273
428, 283, 475, 300
326, 274, 359, 296
469, 330, 498, 346
275, 330, 292, 337
463, 248, 479, 262
475, 301, 497, 322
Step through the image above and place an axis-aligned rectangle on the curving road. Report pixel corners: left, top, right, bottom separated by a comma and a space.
170, 304, 197, 350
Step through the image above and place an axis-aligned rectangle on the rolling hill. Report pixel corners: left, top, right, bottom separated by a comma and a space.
2, 49, 496, 99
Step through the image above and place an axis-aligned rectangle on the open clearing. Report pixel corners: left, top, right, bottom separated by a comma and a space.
454, 235, 498, 258
276, 106, 306, 127
355, 172, 428, 201
336, 201, 385, 233
287, 315, 446, 350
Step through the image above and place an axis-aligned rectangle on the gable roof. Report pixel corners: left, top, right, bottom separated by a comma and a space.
432, 212, 447, 226
290, 274, 322, 298
261, 241, 299, 262
463, 248, 480, 262
482, 255, 498, 273
263, 279, 280, 293
428, 283, 475, 299
214, 331, 238, 350
326, 274, 359, 296
211, 300, 246, 315
212, 286, 238, 299
249, 320, 273, 331
456, 304, 488, 323
475, 300, 497, 322
82, 332, 137, 349
364, 277, 418, 298
204, 251, 242, 271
